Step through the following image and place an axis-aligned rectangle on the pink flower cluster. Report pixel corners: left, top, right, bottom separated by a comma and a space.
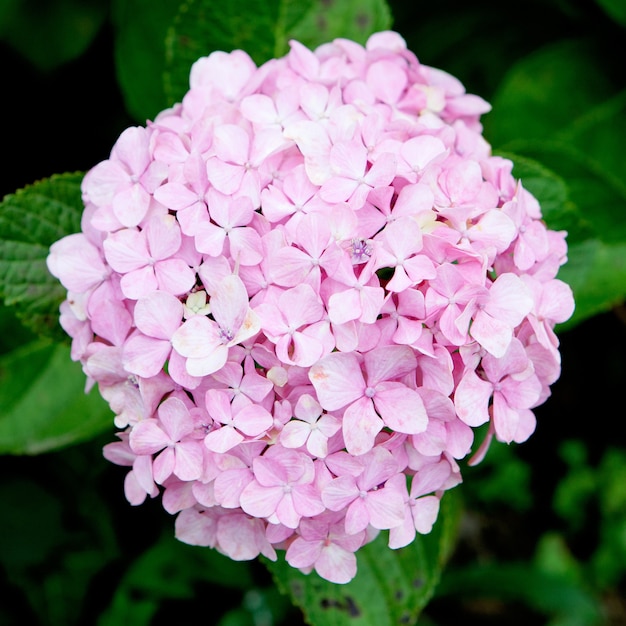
47, 31, 574, 584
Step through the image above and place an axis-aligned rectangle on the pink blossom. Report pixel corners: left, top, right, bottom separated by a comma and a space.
280, 393, 340, 458
322, 447, 406, 534
320, 140, 397, 209
255, 284, 330, 367
172, 274, 260, 376
203, 389, 273, 452
103, 213, 195, 299
310, 345, 428, 455
129, 396, 204, 483
454, 337, 542, 443
49, 30, 573, 584
239, 445, 325, 528
285, 511, 366, 583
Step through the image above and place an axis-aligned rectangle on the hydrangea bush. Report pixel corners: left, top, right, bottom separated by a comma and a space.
46, 30, 574, 584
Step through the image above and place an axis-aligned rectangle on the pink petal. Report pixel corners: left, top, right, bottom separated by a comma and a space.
485, 273, 533, 327
281, 420, 311, 449
492, 393, 521, 444
129, 419, 169, 454
366, 486, 405, 530
186, 345, 229, 377
213, 467, 253, 508
322, 475, 358, 511
153, 447, 175, 483
153, 181, 199, 212
173, 441, 204, 481
309, 352, 365, 411
120, 265, 157, 300
240, 483, 283, 519
47, 234, 108, 292
342, 397, 383, 456
327, 286, 363, 325
145, 214, 182, 260
470, 309, 513, 358
158, 397, 193, 441
345, 498, 370, 534
112, 183, 151, 227
123, 334, 170, 377
134, 291, 183, 339
155, 259, 196, 295
412, 495, 440, 533
374, 384, 428, 435
363, 345, 417, 385
454, 370, 492, 427
211, 275, 250, 333
171, 316, 220, 358
315, 544, 357, 584
234, 404, 273, 436
286, 537, 323, 569
103, 228, 148, 274
204, 426, 245, 453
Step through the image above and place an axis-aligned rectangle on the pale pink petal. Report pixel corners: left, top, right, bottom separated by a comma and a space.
412, 495, 440, 533
366, 487, 406, 530
454, 370, 492, 427
123, 334, 170, 377
345, 498, 370, 534
234, 404, 273, 436
470, 309, 513, 358
103, 228, 148, 273
492, 394, 521, 444
211, 275, 250, 333
129, 419, 169, 455
240, 483, 283, 519
309, 352, 365, 411
120, 265, 157, 299
204, 426, 245, 453
154, 259, 196, 295
175, 507, 217, 547
134, 291, 183, 339
315, 544, 357, 584
374, 384, 428, 435
47, 234, 108, 292
322, 475, 358, 511
153, 447, 176, 483
342, 397, 383, 456
171, 316, 220, 358
281, 420, 311, 449
213, 467, 253, 508
173, 441, 204, 481
112, 184, 151, 227
286, 537, 323, 570
363, 345, 417, 385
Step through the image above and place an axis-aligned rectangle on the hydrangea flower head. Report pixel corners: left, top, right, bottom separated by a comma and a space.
48, 30, 574, 583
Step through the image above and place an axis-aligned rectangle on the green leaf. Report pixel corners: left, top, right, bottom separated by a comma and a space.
0, 339, 113, 454
0, 172, 84, 338
436, 560, 603, 626
595, 0, 626, 26
0, 0, 107, 71
99, 532, 256, 626
264, 489, 460, 626
286, 0, 393, 54
111, 0, 183, 122
484, 39, 616, 148
164, 0, 392, 107
0, 305, 37, 355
